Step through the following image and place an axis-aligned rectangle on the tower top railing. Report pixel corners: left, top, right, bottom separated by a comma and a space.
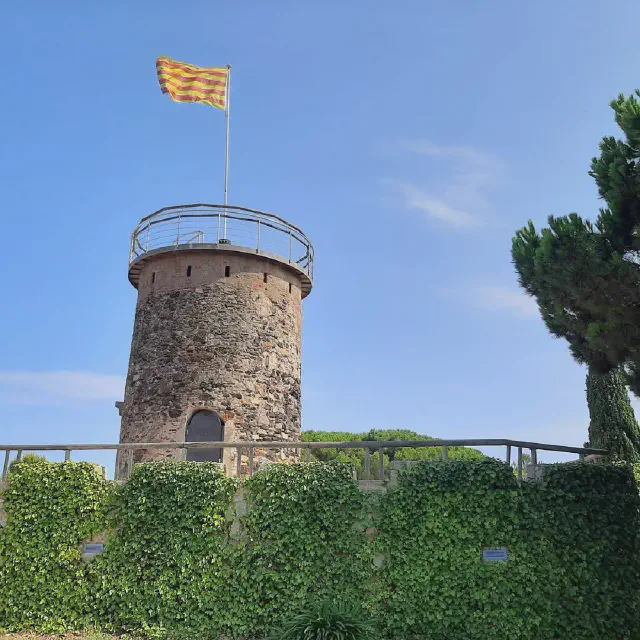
129, 204, 314, 281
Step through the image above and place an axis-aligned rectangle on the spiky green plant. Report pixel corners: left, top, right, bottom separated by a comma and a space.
272, 600, 376, 640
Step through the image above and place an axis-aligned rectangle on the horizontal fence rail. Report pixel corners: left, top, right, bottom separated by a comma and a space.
0, 439, 607, 483
129, 204, 314, 281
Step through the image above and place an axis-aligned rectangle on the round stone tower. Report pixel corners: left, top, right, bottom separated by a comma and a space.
117, 204, 313, 476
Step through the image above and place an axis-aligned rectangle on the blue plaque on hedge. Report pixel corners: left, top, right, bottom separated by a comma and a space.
482, 548, 508, 563
82, 543, 105, 559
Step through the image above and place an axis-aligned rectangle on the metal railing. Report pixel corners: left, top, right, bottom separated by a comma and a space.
129, 204, 314, 281
0, 439, 606, 483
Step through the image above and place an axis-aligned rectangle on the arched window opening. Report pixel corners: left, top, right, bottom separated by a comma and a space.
185, 410, 224, 462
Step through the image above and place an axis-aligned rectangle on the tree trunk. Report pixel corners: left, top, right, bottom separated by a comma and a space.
586, 366, 640, 460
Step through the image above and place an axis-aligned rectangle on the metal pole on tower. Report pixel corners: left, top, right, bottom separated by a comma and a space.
223, 64, 232, 239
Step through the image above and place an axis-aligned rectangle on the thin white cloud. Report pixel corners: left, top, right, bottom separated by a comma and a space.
473, 286, 538, 318
402, 141, 500, 170
389, 182, 479, 229
0, 371, 125, 403
386, 141, 503, 229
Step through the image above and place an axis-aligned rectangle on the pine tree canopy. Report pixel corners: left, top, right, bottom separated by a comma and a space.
512, 91, 640, 397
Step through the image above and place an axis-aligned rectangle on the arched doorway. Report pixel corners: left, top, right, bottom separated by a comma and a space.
185, 410, 224, 462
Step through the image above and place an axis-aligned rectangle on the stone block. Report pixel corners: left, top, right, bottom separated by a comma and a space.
373, 553, 386, 569
526, 464, 547, 481
359, 480, 387, 493
234, 494, 248, 517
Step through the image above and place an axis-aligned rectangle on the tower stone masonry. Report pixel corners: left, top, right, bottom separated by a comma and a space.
117, 204, 313, 476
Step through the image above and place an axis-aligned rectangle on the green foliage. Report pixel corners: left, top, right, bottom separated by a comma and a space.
511, 91, 640, 459
230, 461, 372, 637
526, 462, 640, 639
302, 431, 365, 443
0, 458, 111, 633
511, 453, 532, 476
272, 599, 376, 640
93, 461, 237, 638
511, 91, 640, 387
7, 452, 46, 473
302, 430, 485, 478
1, 459, 639, 639
586, 368, 640, 460
376, 459, 640, 639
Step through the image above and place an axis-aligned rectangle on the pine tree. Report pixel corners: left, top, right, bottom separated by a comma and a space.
586, 368, 639, 459
512, 91, 640, 460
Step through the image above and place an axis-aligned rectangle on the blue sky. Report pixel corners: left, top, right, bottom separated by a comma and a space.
2, 0, 639, 471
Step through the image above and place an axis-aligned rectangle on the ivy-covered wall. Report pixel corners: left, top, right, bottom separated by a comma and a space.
0, 458, 638, 639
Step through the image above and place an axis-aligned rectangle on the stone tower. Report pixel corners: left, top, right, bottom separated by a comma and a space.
117, 204, 313, 476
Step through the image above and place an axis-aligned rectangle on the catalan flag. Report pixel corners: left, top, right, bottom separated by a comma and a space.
156, 57, 229, 110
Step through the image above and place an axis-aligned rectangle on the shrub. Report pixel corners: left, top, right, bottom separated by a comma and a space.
302, 429, 485, 478
272, 600, 376, 640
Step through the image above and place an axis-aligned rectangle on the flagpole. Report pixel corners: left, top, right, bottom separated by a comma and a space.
223, 64, 231, 238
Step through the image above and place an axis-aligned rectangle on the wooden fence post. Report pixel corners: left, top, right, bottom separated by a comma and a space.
1, 450, 10, 481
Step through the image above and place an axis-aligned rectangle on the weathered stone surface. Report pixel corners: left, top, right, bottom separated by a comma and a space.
526, 463, 547, 481
118, 250, 305, 476
358, 480, 387, 493
373, 552, 386, 568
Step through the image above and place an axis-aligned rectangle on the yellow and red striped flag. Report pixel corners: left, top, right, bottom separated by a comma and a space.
156, 57, 229, 110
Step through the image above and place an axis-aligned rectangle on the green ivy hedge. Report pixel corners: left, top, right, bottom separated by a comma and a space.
228, 461, 372, 637
376, 460, 640, 639
1, 457, 639, 639
92, 461, 237, 637
0, 458, 110, 632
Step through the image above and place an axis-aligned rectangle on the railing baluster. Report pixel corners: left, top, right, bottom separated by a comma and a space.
0, 439, 611, 482
126, 449, 134, 479
257, 217, 261, 253
2, 450, 10, 481
517, 447, 523, 480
